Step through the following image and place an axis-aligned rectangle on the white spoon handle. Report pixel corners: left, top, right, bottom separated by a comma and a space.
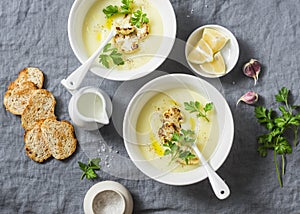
61, 30, 116, 92
192, 144, 230, 200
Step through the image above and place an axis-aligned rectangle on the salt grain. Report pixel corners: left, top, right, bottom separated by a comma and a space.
92, 190, 125, 214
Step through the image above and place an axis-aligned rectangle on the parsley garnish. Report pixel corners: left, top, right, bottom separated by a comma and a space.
184, 101, 213, 122
78, 158, 101, 180
102, 1, 149, 29
99, 43, 124, 68
103, 5, 119, 18
163, 129, 196, 165
103, 0, 133, 18
120, 0, 133, 14
255, 87, 300, 187
130, 9, 149, 28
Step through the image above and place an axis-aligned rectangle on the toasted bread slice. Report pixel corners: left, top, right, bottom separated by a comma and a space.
4, 81, 37, 115
24, 122, 52, 162
21, 89, 56, 131
9, 67, 44, 90
5, 68, 42, 115
41, 118, 77, 160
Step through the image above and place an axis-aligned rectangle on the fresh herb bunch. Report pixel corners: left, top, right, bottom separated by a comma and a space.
184, 101, 213, 122
130, 9, 149, 28
163, 129, 196, 165
254, 87, 300, 187
99, 43, 124, 68
78, 158, 101, 180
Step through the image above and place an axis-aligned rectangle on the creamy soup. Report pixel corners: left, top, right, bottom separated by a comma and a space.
82, 0, 164, 70
136, 88, 219, 173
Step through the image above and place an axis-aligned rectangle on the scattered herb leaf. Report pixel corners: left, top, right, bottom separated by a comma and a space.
99, 43, 124, 68
163, 129, 196, 165
103, 5, 119, 18
103, 0, 133, 18
78, 158, 101, 180
120, 0, 133, 14
130, 9, 149, 28
184, 101, 213, 122
255, 87, 299, 187
275, 87, 289, 104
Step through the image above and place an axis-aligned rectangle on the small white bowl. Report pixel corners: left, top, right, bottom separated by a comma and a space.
185, 24, 239, 78
68, 0, 176, 81
123, 74, 234, 185
84, 181, 133, 214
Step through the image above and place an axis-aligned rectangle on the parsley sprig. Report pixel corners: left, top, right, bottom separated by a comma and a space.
103, 1, 149, 28
163, 129, 196, 165
99, 43, 124, 68
78, 158, 101, 180
119, 0, 133, 14
103, 5, 119, 18
103, 0, 133, 18
255, 87, 300, 187
130, 9, 149, 28
184, 101, 213, 122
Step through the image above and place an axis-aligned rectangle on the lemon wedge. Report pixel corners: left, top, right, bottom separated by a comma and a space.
187, 39, 213, 64
202, 28, 229, 53
200, 52, 226, 74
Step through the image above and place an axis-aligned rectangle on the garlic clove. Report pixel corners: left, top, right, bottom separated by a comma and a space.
243, 59, 261, 85
250, 59, 261, 81
236, 91, 259, 105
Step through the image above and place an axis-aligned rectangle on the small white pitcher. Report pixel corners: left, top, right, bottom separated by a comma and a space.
68, 86, 113, 131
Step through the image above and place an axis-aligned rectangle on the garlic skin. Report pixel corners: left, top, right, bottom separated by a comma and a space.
236, 91, 259, 105
243, 59, 261, 85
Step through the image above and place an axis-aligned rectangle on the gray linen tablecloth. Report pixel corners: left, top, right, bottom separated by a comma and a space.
1, 0, 299, 213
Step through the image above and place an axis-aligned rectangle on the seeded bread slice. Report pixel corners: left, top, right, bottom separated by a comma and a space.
24, 122, 52, 162
41, 118, 77, 160
21, 89, 56, 131
8, 67, 44, 90
4, 81, 37, 115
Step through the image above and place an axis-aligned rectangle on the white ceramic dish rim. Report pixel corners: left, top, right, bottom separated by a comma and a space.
68, 0, 177, 81
123, 73, 234, 186
185, 24, 239, 78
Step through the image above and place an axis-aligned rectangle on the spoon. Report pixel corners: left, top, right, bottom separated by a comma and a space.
61, 29, 116, 92
149, 111, 230, 198
191, 143, 230, 200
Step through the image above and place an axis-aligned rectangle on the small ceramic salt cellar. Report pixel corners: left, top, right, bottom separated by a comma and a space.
84, 181, 133, 214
